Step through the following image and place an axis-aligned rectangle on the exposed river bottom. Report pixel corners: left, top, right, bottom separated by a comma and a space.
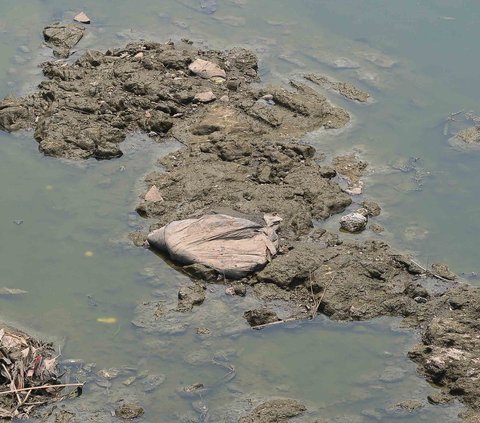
1, 23, 480, 423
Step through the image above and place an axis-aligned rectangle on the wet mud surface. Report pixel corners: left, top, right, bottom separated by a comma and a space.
1, 33, 480, 422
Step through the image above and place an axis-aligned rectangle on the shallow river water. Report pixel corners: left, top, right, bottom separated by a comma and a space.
1, 1, 479, 422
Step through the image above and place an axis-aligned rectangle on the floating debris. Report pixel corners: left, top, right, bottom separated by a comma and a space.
0, 325, 83, 419
96, 317, 117, 324
0, 287, 28, 296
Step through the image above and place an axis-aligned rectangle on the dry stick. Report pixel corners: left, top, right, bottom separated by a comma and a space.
0, 382, 84, 396
1, 363, 21, 405
253, 274, 336, 330
310, 274, 335, 318
408, 258, 453, 283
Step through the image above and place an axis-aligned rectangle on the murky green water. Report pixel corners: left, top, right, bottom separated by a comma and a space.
1, 0, 479, 421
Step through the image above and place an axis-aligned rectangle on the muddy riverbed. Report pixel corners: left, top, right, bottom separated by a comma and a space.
1, 25, 480, 423
2, 2, 480, 422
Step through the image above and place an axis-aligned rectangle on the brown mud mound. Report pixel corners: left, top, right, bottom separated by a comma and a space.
137, 138, 351, 240
0, 39, 348, 160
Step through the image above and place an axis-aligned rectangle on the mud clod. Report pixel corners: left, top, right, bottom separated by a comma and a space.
244, 309, 280, 327
177, 283, 207, 312
238, 399, 306, 423
114, 403, 144, 420
43, 23, 85, 58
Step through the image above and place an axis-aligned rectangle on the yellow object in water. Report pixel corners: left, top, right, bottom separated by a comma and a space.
96, 317, 118, 324
45, 185, 53, 190
84, 251, 94, 257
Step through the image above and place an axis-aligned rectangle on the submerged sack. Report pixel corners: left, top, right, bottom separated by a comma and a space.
147, 214, 279, 279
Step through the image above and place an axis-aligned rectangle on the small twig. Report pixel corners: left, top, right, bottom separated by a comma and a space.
1, 363, 21, 405
252, 317, 300, 330
310, 274, 335, 319
0, 382, 84, 396
408, 259, 453, 283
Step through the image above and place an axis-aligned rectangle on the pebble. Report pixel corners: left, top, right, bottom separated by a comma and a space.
189, 58, 226, 79
340, 212, 367, 233
194, 91, 216, 103
74, 11, 91, 24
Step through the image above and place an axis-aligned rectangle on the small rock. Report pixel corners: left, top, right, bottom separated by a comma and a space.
431, 263, 456, 280
144, 185, 163, 202
115, 403, 144, 420
189, 58, 226, 79
74, 12, 91, 24
134, 52, 144, 60
196, 327, 211, 335
194, 91, 216, 103
219, 95, 229, 102
340, 212, 367, 233
244, 308, 279, 327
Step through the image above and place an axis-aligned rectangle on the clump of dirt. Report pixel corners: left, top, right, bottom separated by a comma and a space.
0, 325, 82, 420
0, 38, 349, 161
332, 154, 368, 195
238, 399, 306, 423
137, 138, 352, 240
305, 74, 371, 103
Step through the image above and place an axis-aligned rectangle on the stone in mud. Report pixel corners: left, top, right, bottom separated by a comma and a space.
115, 403, 144, 419
74, 12, 91, 24
144, 185, 163, 202
194, 90, 216, 103
177, 283, 206, 312
43, 23, 85, 58
431, 263, 456, 281
340, 212, 367, 233
189, 58, 226, 79
238, 399, 306, 423
244, 308, 280, 327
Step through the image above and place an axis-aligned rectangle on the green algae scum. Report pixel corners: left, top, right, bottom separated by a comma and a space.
1, 1, 480, 422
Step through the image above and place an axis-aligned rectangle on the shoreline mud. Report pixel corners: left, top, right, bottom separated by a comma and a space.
1, 34, 480, 422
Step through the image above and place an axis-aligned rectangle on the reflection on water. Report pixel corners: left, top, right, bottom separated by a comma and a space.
1, 0, 479, 421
